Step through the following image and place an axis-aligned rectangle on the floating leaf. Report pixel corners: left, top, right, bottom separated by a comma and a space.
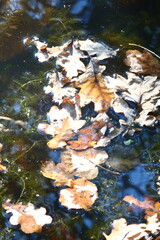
44, 71, 77, 104
68, 121, 108, 150
103, 214, 160, 240
24, 36, 68, 62
77, 39, 118, 60
38, 106, 85, 149
76, 73, 115, 112
61, 148, 108, 179
123, 195, 160, 219
59, 178, 98, 209
2, 200, 52, 234
41, 161, 75, 186
124, 49, 160, 76
47, 118, 75, 149
105, 72, 160, 126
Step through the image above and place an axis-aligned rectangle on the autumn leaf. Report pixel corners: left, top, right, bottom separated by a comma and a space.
59, 178, 98, 209
77, 39, 118, 60
44, 71, 77, 104
123, 195, 155, 210
41, 160, 75, 186
47, 117, 75, 149
123, 195, 160, 220
38, 106, 85, 149
2, 200, 52, 234
61, 147, 108, 179
76, 73, 115, 112
24, 36, 70, 62
103, 214, 160, 240
105, 72, 160, 126
68, 121, 108, 150
124, 49, 160, 76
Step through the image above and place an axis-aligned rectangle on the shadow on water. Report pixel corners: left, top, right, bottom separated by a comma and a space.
0, 0, 160, 239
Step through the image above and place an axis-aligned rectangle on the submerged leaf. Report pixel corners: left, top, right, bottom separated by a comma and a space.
59, 178, 98, 209
2, 200, 52, 234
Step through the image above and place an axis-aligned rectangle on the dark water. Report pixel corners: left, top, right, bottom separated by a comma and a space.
0, 1, 160, 239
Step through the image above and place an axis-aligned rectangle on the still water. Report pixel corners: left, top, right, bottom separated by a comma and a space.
0, 1, 160, 239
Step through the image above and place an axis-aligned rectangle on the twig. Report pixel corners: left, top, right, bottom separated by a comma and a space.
129, 43, 160, 60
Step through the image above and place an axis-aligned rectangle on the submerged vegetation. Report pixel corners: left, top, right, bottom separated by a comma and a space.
0, 0, 160, 239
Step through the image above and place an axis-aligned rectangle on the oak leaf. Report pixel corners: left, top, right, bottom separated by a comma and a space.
2, 200, 52, 234
59, 178, 98, 209
76, 73, 115, 112
124, 49, 160, 76
68, 121, 108, 150
103, 214, 160, 240
61, 148, 108, 179
44, 71, 77, 104
24, 37, 70, 62
41, 160, 75, 186
77, 39, 118, 60
105, 72, 160, 126
38, 106, 85, 149
47, 118, 75, 149
123, 195, 160, 220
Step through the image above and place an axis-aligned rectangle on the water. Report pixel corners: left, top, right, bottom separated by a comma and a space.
0, 1, 160, 239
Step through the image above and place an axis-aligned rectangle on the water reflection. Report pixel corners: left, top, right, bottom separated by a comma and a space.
119, 165, 154, 201
70, 0, 94, 24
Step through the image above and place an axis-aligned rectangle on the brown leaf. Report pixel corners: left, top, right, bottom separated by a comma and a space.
68, 121, 107, 150
2, 200, 52, 234
59, 178, 98, 209
41, 160, 75, 186
123, 195, 160, 219
61, 148, 108, 179
124, 49, 160, 76
123, 195, 155, 210
76, 73, 115, 112
47, 118, 75, 149
103, 214, 160, 240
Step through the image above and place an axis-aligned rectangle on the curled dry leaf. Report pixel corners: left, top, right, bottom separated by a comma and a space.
59, 178, 98, 209
103, 214, 160, 240
41, 160, 75, 186
2, 200, 52, 234
124, 49, 160, 76
61, 148, 108, 179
